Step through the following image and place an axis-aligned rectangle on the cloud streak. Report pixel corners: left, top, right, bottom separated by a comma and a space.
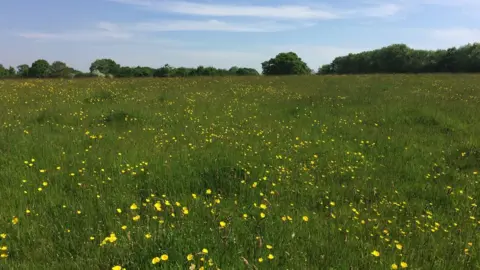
18, 22, 132, 41
130, 19, 307, 32
17, 18, 316, 42
108, 0, 402, 20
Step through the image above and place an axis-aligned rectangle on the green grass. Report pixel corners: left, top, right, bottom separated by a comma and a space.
0, 75, 480, 269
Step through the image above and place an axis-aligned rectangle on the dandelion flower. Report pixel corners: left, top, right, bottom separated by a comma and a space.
0, 246, 7, 251
371, 250, 380, 257
268, 254, 274, 260
202, 248, 208, 254
302, 216, 309, 222
396, 244, 403, 250
206, 189, 212, 195
219, 221, 226, 228
400, 262, 408, 268
108, 233, 117, 243
391, 263, 398, 269
266, 244, 273, 249
130, 203, 138, 210
187, 254, 194, 261
152, 257, 161, 264
12, 217, 18, 225
132, 215, 140, 221
260, 212, 266, 218
258, 258, 264, 263
112, 266, 122, 270
161, 254, 168, 261
145, 233, 152, 239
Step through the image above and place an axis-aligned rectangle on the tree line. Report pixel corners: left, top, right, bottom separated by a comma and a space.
319, 43, 480, 74
1, 42, 480, 78
0, 59, 260, 79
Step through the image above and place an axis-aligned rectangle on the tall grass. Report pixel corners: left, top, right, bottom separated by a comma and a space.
0, 75, 479, 269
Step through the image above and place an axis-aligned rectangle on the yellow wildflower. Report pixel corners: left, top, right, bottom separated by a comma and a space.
152, 257, 161, 264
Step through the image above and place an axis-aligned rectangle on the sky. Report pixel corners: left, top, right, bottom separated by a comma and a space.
1, 0, 480, 72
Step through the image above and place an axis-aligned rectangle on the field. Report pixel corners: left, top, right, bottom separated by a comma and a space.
1, 75, 480, 270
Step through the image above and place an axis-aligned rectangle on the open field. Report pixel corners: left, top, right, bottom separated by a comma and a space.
1, 75, 480, 269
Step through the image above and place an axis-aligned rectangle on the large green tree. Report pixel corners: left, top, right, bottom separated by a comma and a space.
261, 52, 310, 75
49, 61, 73, 78
89, 59, 120, 76
17, 64, 30, 77
29, 59, 51, 78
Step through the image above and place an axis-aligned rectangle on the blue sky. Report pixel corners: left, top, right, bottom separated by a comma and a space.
1, 0, 479, 72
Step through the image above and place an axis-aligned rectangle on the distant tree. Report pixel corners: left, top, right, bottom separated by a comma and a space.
49, 61, 73, 78
261, 52, 310, 75
29, 59, 51, 78
89, 59, 120, 76
17, 64, 30, 77
228, 66, 239, 75
0, 64, 7, 77
154, 64, 173, 77
236, 67, 259, 76
8, 66, 16, 76
132, 66, 154, 77
117, 66, 133, 77
317, 64, 333, 75
172, 67, 191, 77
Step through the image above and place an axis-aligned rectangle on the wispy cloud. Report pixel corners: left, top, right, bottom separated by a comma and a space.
17, 18, 315, 42
18, 22, 132, 41
130, 19, 307, 32
108, 0, 402, 20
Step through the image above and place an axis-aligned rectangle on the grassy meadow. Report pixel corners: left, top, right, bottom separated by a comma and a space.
1, 75, 480, 269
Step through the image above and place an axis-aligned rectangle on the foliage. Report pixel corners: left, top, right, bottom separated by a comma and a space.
48, 61, 69, 78
261, 52, 311, 75
320, 43, 480, 74
16, 65, 29, 78
29, 59, 51, 78
89, 59, 120, 75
